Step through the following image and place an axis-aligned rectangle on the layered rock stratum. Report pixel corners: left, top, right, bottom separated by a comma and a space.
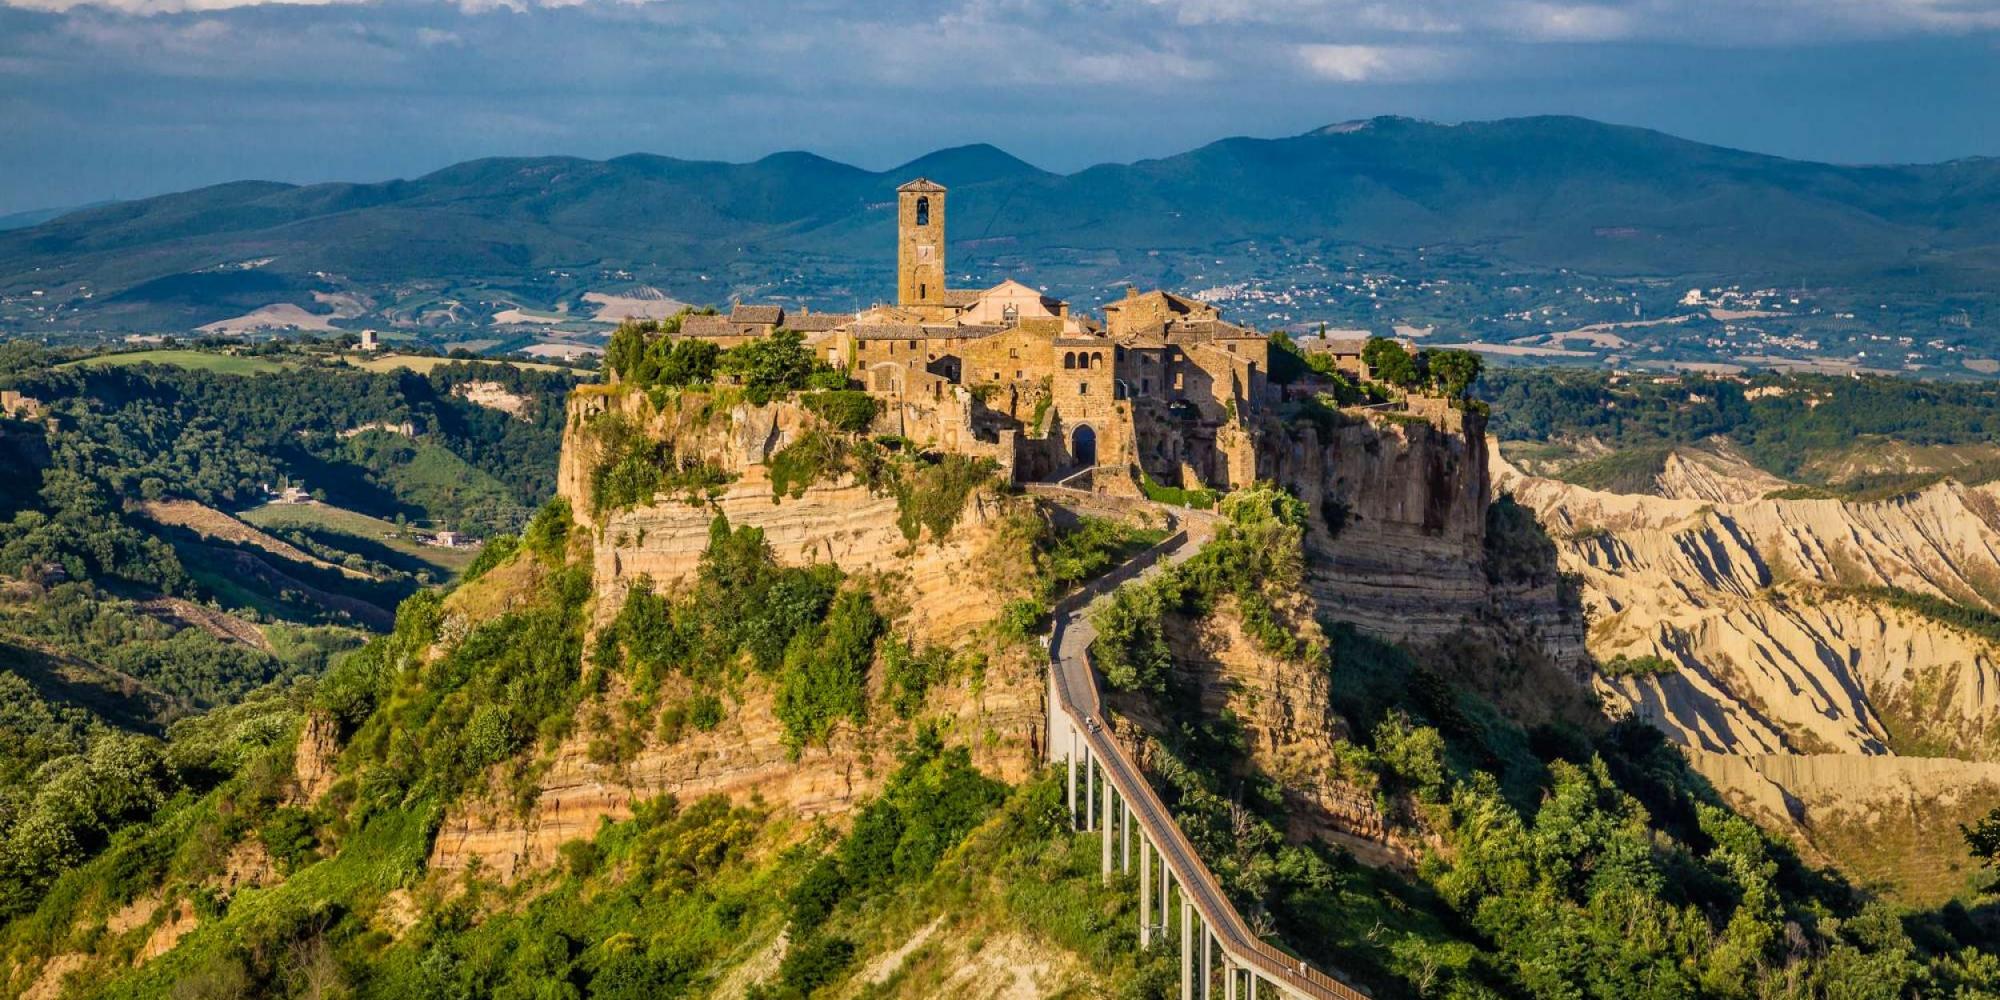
1494, 442, 2000, 897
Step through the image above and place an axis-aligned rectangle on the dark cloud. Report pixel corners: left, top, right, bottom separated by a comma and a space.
0, 0, 1996, 214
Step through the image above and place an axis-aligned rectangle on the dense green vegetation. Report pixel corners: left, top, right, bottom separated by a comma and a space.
0, 345, 581, 944
606, 321, 848, 404
1092, 481, 2000, 999
1360, 337, 1485, 400
584, 410, 734, 515
596, 513, 900, 754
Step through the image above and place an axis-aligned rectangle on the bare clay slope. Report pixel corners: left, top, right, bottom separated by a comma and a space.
1496, 443, 2000, 899
1496, 443, 2000, 757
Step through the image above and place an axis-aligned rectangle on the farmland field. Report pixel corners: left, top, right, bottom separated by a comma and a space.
240, 501, 479, 576
66, 349, 292, 375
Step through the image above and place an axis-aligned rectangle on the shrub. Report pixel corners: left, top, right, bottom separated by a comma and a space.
768, 430, 849, 501
774, 591, 883, 752
1599, 653, 1677, 677
892, 454, 995, 543
258, 806, 317, 873
801, 390, 879, 433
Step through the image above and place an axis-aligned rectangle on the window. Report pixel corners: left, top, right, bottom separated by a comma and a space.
1141, 378, 1153, 394
1078, 382, 1089, 395
915, 196, 930, 226
908, 339, 918, 350
1063, 352, 1076, 370
919, 283, 927, 299
1009, 348, 1018, 359
1091, 351, 1103, 368
1226, 343, 1237, 353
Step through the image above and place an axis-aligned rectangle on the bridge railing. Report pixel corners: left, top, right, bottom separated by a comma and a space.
1042, 510, 1367, 1000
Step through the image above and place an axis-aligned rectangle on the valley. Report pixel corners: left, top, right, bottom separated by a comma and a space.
3, 117, 1996, 374
4, 220, 2000, 997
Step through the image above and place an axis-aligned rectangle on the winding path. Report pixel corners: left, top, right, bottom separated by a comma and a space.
1038, 494, 1367, 1000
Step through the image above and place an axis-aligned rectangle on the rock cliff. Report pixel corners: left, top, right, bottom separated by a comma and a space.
1494, 444, 2000, 759
428, 387, 1046, 877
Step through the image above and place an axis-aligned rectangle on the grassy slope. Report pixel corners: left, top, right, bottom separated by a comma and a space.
240, 503, 476, 576
65, 350, 292, 376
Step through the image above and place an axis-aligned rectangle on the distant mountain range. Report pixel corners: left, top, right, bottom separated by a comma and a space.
3, 115, 1997, 343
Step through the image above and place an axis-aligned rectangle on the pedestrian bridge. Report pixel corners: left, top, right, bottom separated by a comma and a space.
1041, 503, 1369, 1000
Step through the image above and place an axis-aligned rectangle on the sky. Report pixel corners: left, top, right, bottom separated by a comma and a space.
1, 0, 1998, 216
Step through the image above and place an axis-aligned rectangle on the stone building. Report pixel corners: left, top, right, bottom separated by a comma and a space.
661, 178, 1285, 494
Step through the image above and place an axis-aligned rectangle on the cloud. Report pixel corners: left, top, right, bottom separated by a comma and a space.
1296, 43, 1453, 82
0, 0, 1995, 215
1503, 2, 1635, 41
6, 0, 355, 12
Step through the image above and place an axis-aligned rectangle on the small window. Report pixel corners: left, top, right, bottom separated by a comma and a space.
919, 283, 927, 299
1015, 369, 1023, 379
1009, 348, 1018, 359
915, 196, 930, 227
908, 339, 918, 350
1078, 382, 1089, 395
1226, 343, 1237, 353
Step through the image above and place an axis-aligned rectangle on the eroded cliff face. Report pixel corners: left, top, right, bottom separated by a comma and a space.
1257, 411, 1489, 643
1494, 445, 2000, 760
1107, 598, 1399, 866
427, 388, 1046, 878
1685, 752, 2000, 905
431, 648, 1046, 879
1494, 443, 2000, 900
1253, 408, 1586, 679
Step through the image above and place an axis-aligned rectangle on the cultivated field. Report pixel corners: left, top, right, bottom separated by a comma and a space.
67, 350, 292, 375
240, 502, 479, 575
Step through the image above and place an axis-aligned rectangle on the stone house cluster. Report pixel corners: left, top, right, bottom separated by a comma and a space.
659, 178, 1288, 494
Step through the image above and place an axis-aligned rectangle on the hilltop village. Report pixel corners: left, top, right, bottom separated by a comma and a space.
613, 178, 1466, 497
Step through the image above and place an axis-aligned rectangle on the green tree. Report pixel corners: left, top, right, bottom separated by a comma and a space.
1966, 807, 2000, 867
717, 330, 821, 404
1427, 348, 1484, 399
1362, 337, 1422, 390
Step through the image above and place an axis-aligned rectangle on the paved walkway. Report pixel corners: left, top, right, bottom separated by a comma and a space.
1043, 500, 1367, 1000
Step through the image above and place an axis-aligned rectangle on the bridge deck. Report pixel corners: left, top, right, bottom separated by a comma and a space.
1043, 503, 1367, 1000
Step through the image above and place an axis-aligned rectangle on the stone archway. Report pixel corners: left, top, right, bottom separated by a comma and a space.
1071, 424, 1097, 469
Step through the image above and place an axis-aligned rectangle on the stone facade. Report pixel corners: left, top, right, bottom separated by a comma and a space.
630, 177, 1400, 499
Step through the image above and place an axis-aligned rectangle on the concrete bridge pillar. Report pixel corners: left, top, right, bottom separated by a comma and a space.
1085, 749, 1095, 832
1122, 798, 1132, 873
1066, 737, 1077, 826
1101, 768, 1115, 883
1180, 898, 1194, 1000
1139, 833, 1153, 947
1202, 926, 1213, 1000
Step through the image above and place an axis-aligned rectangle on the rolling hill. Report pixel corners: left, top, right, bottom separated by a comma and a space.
2, 116, 1997, 342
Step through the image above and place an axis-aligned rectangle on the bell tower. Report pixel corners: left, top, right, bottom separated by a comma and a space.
897, 178, 946, 309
